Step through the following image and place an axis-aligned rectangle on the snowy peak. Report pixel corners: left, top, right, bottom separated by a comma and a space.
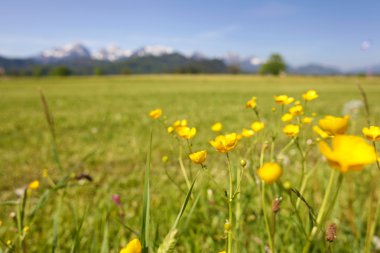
132, 45, 174, 57
92, 45, 131, 61
39, 43, 91, 60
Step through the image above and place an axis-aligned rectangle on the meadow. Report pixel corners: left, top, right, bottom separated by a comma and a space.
0, 75, 380, 253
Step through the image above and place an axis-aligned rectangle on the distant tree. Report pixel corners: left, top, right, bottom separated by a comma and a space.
227, 65, 241, 74
121, 67, 131, 75
94, 67, 104, 76
259, 53, 286, 76
49, 66, 71, 76
32, 66, 44, 77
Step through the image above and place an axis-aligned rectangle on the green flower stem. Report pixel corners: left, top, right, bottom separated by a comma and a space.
261, 183, 274, 252
302, 169, 340, 253
178, 146, 191, 190
372, 141, 380, 170
226, 153, 233, 253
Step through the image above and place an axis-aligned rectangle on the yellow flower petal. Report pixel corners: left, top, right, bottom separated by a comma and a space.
257, 163, 282, 184
362, 126, 380, 141
149, 108, 162, 119
120, 239, 142, 253
189, 150, 207, 164
211, 122, 223, 132
318, 115, 349, 136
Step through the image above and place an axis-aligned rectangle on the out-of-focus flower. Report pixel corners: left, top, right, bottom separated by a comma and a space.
162, 155, 169, 163
241, 128, 254, 138
362, 126, 380, 141
42, 169, 49, 178
176, 126, 196, 139
246, 96, 257, 109
257, 163, 282, 184
302, 90, 319, 101
274, 95, 294, 105
283, 124, 300, 137
189, 150, 207, 164
302, 117, 313, 125
210, 133, 239, 153
120, 238, 142, 253
149, 108, 162, 119
173, 119, 187, 129
313, 126, 329, 139
289, 105, 303, 116
342, 100, 363, 117
28, 180, 40, 190
251, 121, 265, 132
281, 113, 293, 122
318, 115, 349, 136
211, 122, 223, 132
23, 226, 29, 234
318, 135, 376, 173
167, 126, 174, 133
112, 194, 122, 205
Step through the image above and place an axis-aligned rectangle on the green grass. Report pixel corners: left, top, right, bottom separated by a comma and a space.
0, 75, 380, 252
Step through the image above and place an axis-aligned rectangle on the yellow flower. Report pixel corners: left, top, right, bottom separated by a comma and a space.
218, 251, 227, 253
318, 115, 349, 136
162, 156, 169, 163
318, 135, 376, 173
173, 119, 188, 129
257, 163, 282, 184
189, 150, 207, 164
251, 121, 265, 132
302, 117, 313, 125
42, 169, 49, 178
281, 113, 293, 122
274, 95, 294, 105
23, 226, 30, 234
241, 128, 255, 138
167, 126, 174, 133
246, 96, 257, 109
362, 126, 380, 141
28, 180, 40, 190
120, 238, 142, 253
210, 133, 239, 153
283, 124, 300, 137
211, 122, 223, 132
313, 126, 329, 139
302, 90, 319, 101
149, 108, 162, 119
176, 126, 196, 139
289, 105, 303, 116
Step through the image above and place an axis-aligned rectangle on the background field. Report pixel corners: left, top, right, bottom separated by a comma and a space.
1, 75, 380, 252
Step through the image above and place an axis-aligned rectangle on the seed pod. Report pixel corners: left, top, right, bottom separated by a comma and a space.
325, 223, 337, 242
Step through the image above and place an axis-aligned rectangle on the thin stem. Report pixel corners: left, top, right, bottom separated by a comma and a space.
261, 183, 274, 252
302, 170, 339, 253
226, 153, 233, 253
372, 142, 380, 170
178, 146, 191, 190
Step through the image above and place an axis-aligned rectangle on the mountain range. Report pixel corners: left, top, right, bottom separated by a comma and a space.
0, 43, 378, 75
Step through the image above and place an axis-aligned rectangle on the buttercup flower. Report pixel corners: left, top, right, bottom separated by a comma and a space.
281, 113, 293, 122
302, 117, 313, 124
173, 119, 188, 130
120, 238, 142, 253
246, 96, 257, 109
302, 90, 319, 101
362, 126, 380, 141
289, 105, 303, 116
241, 128, 255, 138
257, 163, 283, 184
283, 124, 300, 137
176, 126, 196, 139
313, 126, 329, 139
274, 95, 295, 105
211, 122, 223, 132
319, 135, 376, 173
149, 108, 162, 119
167, 126, 174, 133
210, 133, 239, 153
251, 121, 265, 132
28, 180, 40, 190
318, 115, 349, 136
189, 150, 207, 164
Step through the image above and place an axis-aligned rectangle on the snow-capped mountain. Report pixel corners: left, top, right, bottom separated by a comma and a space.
132, 45, 174, 57
92, 45, 131, 61
38, 43, 91, 61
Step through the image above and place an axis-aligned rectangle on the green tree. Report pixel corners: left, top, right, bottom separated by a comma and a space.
49, 66, 71, 76
259, 53, 286, 76
94, 67, 104, 76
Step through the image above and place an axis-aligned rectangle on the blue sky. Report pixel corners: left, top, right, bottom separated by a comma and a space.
1, 0, 379, 70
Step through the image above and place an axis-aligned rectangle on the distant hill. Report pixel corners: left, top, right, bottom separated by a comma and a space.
1, 42, 379, 76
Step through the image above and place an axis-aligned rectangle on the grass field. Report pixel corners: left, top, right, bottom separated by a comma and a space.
1, 75, 380, 252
